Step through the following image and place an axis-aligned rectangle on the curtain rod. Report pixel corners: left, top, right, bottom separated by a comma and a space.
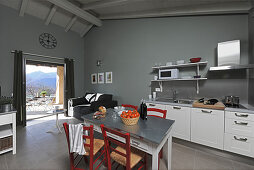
11, 51, 75, 61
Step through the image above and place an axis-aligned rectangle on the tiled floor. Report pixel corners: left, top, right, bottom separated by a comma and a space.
0, 115, 254, 170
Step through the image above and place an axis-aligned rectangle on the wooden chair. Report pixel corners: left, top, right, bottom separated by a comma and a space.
147, 108, 167, 170
63, 123, 106, 170
121, 104, 138, 110
100, 124, 147, 170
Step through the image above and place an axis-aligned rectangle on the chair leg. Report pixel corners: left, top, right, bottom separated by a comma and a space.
144, 154, 147, 170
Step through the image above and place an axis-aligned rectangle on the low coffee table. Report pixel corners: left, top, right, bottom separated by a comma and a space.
46, 109, 66, 133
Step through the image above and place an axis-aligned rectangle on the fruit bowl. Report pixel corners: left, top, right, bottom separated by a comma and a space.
190, 57, 201, 63
120, 110, 140, 126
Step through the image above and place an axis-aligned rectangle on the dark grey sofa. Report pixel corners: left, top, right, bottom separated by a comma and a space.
68, 93, 117, 120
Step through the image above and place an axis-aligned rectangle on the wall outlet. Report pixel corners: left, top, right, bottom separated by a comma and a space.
155, 88, 161, 92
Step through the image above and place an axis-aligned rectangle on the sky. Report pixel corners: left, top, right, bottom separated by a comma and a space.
26, 65, 57, 74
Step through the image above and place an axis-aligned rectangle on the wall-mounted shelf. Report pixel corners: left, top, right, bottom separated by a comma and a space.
152, 61, 208, 69
151, 61, 208, 94
151, 78, 207, 82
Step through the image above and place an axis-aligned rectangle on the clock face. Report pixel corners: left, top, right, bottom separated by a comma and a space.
39, 33, 57, 49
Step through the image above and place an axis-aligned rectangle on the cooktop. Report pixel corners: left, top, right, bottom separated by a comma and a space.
224, 103, 247, 109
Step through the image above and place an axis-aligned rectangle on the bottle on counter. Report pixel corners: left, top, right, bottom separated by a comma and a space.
140, 100, 147, 120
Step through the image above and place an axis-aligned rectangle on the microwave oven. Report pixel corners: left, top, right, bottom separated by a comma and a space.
159, 69, 179, 79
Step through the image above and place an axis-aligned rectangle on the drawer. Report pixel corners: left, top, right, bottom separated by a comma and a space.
0, 114, 12, 126
224, 133, 254, 157
225, 118, 254, 137
225, 111, 254, 122
131, 138, 149, 152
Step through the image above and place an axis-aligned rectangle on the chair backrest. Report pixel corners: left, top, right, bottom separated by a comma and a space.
122, 104, 138, 110
147, 108, 167, 119
100, 124, 131, 170
63, 123, 94, 169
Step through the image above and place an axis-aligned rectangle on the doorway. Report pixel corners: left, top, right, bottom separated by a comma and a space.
25, 60, 65, 121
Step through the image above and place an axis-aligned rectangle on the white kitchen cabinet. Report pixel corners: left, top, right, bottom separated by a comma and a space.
146, 102, 166, 118
191, 108, 224, 150
224, 133, 254, 157
224, 111, 254, 157
166, 105, 191, 141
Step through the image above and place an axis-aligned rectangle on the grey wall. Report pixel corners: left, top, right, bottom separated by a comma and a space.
84, 15, 249, 105
249, 9, 254, 106
0, 4, 85, 97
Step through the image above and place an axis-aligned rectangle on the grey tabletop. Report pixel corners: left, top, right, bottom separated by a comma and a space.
81, 109, 175, 145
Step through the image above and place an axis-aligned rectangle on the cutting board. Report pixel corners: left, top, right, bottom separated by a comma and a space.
192, 101, 225, 110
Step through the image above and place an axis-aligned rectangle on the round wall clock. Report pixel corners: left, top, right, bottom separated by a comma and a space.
39, 33, 57, 49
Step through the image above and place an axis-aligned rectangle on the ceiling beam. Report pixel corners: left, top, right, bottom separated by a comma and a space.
45, 5, 57, 25
80, 24, 93, 37
65, 16, 77, 32
100, 2, 251, 20
19, 0, 29, 16
47, 0, 102, 26
82, 0, 129, 10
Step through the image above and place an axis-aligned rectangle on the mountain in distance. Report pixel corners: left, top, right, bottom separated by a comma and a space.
26, 71, 56, 89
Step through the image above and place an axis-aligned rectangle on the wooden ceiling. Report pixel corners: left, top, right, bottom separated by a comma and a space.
0, 0, 252, 37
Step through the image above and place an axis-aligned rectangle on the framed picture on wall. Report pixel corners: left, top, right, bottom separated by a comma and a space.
91, 73, 97, 84
98, 73, 104, 84
106, 72, 112, 83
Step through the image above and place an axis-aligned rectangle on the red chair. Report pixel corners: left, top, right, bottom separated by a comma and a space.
147, 108, 167, 119
122, 104, 138, 110
100, 124, 147, 170
63, 123, 106, 170
147, 108, 167, 170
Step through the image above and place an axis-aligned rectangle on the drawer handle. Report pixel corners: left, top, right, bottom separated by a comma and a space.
201, 110, 212, 113
234, 121, 248, 126
149, 104, 156, 106
234, 136, 248, 142
235, 113, 248, 117
132, 140, 140, 146
173, 106, 181, 110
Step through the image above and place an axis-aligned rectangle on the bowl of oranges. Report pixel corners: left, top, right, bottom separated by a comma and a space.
120, 110, 140, 126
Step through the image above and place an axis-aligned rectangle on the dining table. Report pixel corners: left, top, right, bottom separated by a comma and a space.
81, 108, 175, 170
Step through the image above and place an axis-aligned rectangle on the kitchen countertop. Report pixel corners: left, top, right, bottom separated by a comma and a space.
0, 104, 16, 115
145, 99, 254, 114
145, 99, 193, 107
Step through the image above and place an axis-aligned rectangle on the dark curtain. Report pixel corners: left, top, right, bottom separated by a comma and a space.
64, 58, 75, 116
13, 50, 26, 126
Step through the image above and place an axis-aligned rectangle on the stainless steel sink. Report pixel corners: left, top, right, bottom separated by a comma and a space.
155, 98, 193, 104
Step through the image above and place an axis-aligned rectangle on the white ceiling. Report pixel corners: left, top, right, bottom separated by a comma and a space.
0, 0, 252, 37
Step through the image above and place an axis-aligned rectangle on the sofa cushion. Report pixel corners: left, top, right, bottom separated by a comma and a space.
97, 94, 112, 101
85, 93, 96, 103
72, 97, 88, 106
73, 105, 92, 120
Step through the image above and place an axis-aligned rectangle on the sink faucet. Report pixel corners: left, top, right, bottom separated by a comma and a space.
172, 89, 177, 102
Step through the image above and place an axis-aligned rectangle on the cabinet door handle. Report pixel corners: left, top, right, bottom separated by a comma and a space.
234, 121, 248, 126
201, 110, 212, 113
234, 136, 248, 142
173, 106, 181, 110
149, 104, 156, 106
235, 113, 248, 117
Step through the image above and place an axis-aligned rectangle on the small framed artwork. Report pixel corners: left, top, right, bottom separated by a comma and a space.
98, 73, 104, 84
91, 73, 97, 84
106, 72, 112, 83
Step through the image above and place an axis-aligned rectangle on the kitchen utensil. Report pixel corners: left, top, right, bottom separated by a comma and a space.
148, 94, 152, 100
194, 75, 201, 78
153, 92, 156, 99
154, 75, 158, 80
205, 99, 219, 105
190, 57, 201, 63
225, 96, 239, 106
166, 62, 173, 66
176, 60, 185, 65
198, 98, 204, 103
